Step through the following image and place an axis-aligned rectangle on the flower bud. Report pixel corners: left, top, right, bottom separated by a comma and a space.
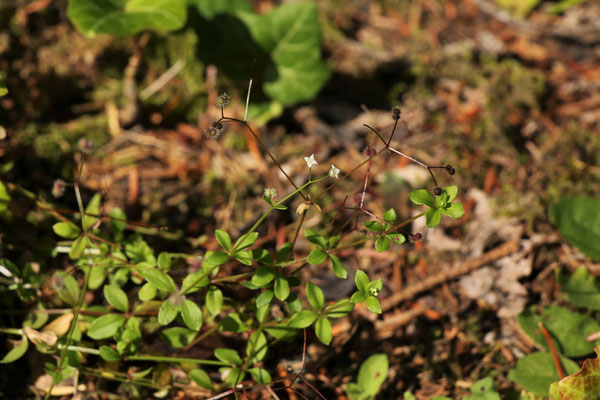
392, 107, 401, 121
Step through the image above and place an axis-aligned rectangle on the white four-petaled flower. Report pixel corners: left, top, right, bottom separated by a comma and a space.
329, 164, 340, 179
304, 154, 318, 168
263, 187, 277, 199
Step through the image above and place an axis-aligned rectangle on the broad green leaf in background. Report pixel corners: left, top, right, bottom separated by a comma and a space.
465, 377, 500, 400
206, 286, 223, 315
508, 351, 580, 396
550, 197, 600, 261
190, 0, 252, 18
556, 266, 600, 310
246, 331, 268, 364
192, 1, 330, 107
83, 193, 102, 230
68, 0, 187, 37
0, 180, 10, 214
99, 345, 121, 361
109, 207, 126, 235
517, 305, 600, 357
550, 346, 600, 400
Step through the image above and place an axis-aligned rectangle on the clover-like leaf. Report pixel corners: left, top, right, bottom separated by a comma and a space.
425, 208, 442, 228
440, 203, 465, 219
383, 208, 397, 224
329, 254, 348, 279
365, 297, 382, 314
375, 236, 389, 253
103, 284, 128, 313
274, 275, 290, 301
138, 267, 177, 293
181, 299, 203, 331
53, 222, 81, 239
215, 229, 232, 251
214, 348, 242, 365
206, 286, 223, 315
354, 270, 369, 293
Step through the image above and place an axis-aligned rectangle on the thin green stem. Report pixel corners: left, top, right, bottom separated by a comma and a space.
0, 327, 22, 335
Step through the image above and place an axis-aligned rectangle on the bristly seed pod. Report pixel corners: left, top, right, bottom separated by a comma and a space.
212, 121, 224, 134
392, 107, 401, 121
444, 164, 455, 175
433, 186, 442, 196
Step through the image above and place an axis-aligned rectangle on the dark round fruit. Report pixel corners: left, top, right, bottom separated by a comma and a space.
445, 164, 455, 175
433, 187, 443, 196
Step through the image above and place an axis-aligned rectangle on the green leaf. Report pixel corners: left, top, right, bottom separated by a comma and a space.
441, 203, 465, 219
182, 271, 210, 293
307, 248, 328, 265
138, 282, 157, 301
467, 377, 500, 400
161, 327, 197, 348
383, 208, 397, 224
288, 310, 318, 329
214, 348, 242, 365
315, 317, 332, 345
68, 0, 187, 37
375, 236, 389, 253
52, 271, 80, 306
222, 367, 245, 387
496, 0, 542, 17
190, 0, 252, 18
109, 207, 126, 235
517, 305, 600, 357
103, 284, 129, 312
158, 298, 180, 325
89, 265, 106, 290
365, 297, 382, 314
364, 221, 384, 232
215, 230, 231, 251
387, 233, 406, 245
305, 229, 327, 248
306, 282, 324, 310
189, 368, 212, 390
88, 314, 126, 339
138, 267, 177, 293
233, 250, 253, 265
508, 351, 579, 396
249, 367, 271, 384
1, 333, 28, 364
325, 299, 354, 318
346, 382, 364, 400
53, 222, 81, 239
252, 266, 275, 287
157, 252, 171, 271
354, 270, 369, 293
409, 189, 435, 207
189, 368, 212, 389
256, 290, 274, 308
99, 346, 121, 361
69, 235, 87, 259
246, 331, 268, 364
233, 232, 259, 251
83, 193, 102, 231
251, 2, 330, 105
425, 208, 442, 228
357, 354, 389, 396
206, 286, 223, 315
181, 299, 203, 331
550, 346, 600, 400
276, 243, 293, 264
274, 275, 290, 301
220, 312, 250, 333
253, 249, 274, 265
351, 291, 366, 303
265, 324, 297, 340
329, 254, 348, 279
550, 197, 600, 261
205, 250, 229, 266
556, 266, 600, 310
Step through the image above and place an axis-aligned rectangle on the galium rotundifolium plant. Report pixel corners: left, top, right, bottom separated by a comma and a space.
0, 93, 464, 398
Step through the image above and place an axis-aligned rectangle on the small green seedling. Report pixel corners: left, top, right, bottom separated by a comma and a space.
346, 353, 389, 400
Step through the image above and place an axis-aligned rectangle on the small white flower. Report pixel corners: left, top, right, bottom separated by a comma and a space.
304, 154, 318, 169
329, 164, 340, 179
263, 187, 277, 199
